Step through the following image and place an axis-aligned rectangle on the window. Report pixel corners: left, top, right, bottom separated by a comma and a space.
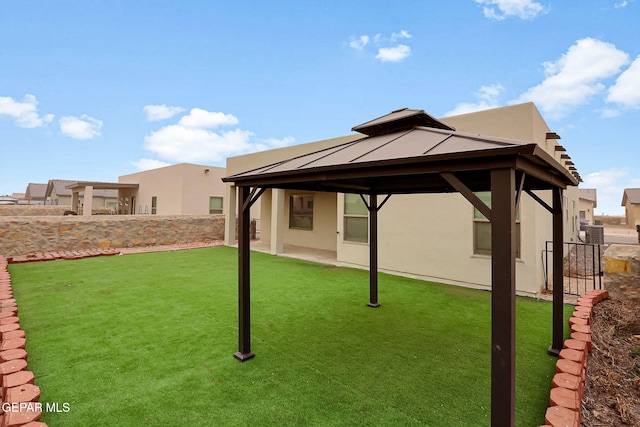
151, 196, 157, 215
473, 192, 521, 257
209, 197, 223, 214
289, 195, 313, 230
344, 194, 369, 243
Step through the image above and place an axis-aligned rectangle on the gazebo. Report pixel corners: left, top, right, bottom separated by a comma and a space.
222, 108, 578, 426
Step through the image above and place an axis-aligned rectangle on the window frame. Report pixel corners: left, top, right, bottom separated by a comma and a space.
472, 191, 521, 258
343, 193, 369, 243
209, 196, 223, 214
289, 194, 314, 231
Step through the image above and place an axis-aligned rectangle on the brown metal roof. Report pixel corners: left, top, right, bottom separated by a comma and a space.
579, 188, 597, 203
351, 108, 454, 136
622, 188, 640, 205
223, 125, 578, 194
25, 183, 47, 200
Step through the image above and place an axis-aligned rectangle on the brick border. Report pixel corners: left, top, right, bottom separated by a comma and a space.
6, 241, 224, 264
0, 255, 47, 426
538, 289, 609, 427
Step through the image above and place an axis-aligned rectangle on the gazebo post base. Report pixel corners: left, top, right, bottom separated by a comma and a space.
234, 352, 255, 362
547, 346, 561, 357
367, 302, 381, 308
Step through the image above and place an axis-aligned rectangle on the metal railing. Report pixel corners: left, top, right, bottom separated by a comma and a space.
542, 241, 603, 296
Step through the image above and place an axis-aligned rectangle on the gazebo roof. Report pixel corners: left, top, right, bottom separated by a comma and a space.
351, 107, 455, 136
223, 122, 578, 192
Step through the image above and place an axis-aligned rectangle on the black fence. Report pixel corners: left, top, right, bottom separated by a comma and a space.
542, 241, 603, 296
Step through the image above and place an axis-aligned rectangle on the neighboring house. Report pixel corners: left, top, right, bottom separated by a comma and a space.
578, 188, 597, 227
24, 183, 47, 204
224, 103, 581, 297
622, 188, 640, 226
44, 179, 119, 212
118, 163, 227, 215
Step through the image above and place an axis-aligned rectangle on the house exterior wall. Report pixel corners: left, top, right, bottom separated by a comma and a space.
625, 201, 640, 226
224, 103, 579, 296
335, 193, 542, 294
49, 192, 71, 207
119, 163, 226, 215
579, 199, 596, 224
48, 192, 116, 210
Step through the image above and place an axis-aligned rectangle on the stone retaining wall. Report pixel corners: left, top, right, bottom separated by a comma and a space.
0, 215, 225, 257
0, 206, 71, 217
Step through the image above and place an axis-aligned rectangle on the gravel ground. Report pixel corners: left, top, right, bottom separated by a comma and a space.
581, 298, 640, 426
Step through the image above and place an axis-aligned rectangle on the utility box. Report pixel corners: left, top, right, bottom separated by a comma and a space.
585, 225, 605, 245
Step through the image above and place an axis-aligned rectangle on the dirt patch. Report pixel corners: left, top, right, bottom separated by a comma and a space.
582, 298, 640, 426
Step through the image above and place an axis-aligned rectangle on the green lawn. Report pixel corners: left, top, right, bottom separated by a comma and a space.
9, 246, 573, 426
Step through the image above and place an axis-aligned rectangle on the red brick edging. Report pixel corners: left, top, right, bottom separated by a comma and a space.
538, 289, 609, 427
5, 241, 224, 264
0, 255, 47, 426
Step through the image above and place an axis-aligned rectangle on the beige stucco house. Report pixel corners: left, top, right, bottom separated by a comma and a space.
44, 179, 118, 211
622, 188, 640, 227
118, 163, 227, 215
578, 188, 597, 226
224, 103, 580, 297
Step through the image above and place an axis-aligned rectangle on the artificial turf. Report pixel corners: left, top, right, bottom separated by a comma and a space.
8, 246, 573, 426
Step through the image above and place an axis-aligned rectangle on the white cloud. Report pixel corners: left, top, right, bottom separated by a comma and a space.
59, 115, 103, 140
445, 84, 505, 116
132, 158, 172, 171
143, 104, 185, 121
614, 1, 628, 8
348, 30, 412, 62
0, 94, 54, 128
514, 38, 630, 119
475, 0, 546, 20
349, 35, 369, 51
145, 125, 253, 163
601, 108, 622, 118
177, 108, 239, 128
376, 45, 411, 62
144, 108, 294, 163
581, 168, 640, 215
391, 30, 412, 42
607, 56, 640, 109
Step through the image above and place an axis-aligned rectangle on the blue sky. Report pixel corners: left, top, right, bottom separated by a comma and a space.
1, 0, 639, 215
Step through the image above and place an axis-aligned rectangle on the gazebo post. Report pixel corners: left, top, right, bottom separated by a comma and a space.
234, 185, 255, 362
490, 168, 516, 427
548, 187, 565, 356
368, 193, 380, 307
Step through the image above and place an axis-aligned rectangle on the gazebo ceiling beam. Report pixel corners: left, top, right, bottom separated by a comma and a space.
440, 172, 492, 221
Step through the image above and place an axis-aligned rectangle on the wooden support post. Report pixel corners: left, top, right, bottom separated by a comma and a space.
549, 187, 565, 357
490, 168, 516, 427
368, 193, 380, 307
234, 185, 255, 362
